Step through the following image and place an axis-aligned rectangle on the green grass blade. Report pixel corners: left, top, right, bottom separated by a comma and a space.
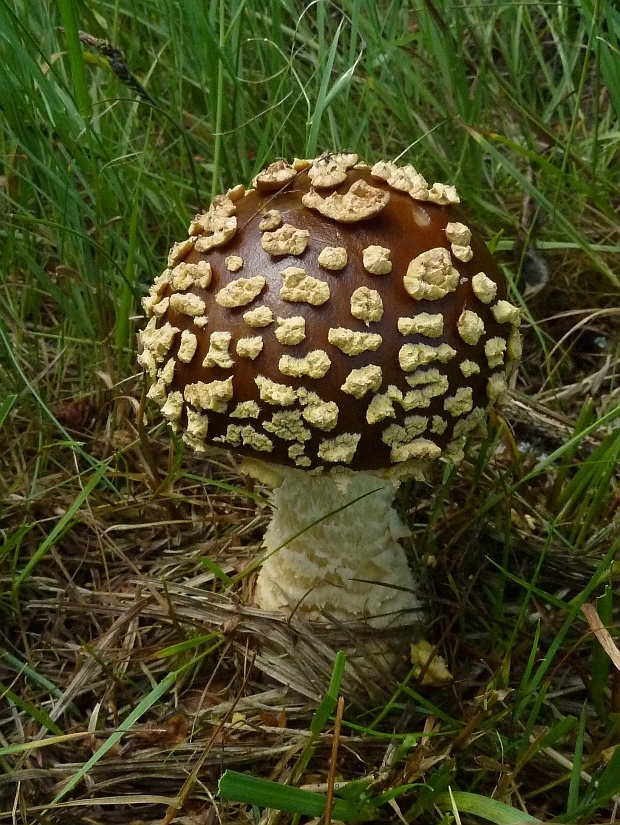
590, 584, 613, 721
593, 740, 620, 803
116, 179, 141, 375
566, 704, 587, 815
56, 0, 91, 117
218, 770, 373, 822
200, 557, 233, 586
289, 651, 346, 784
437, 790, 541, 824
46, 670, 178, 808
0, 394, 17, 429
306, 19, 345, 156
0, 681, 63, 736
311, 650, 346, 735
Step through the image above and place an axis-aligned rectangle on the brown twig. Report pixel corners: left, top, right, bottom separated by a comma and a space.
324, 695, 344, 825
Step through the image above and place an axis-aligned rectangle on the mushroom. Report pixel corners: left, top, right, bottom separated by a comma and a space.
139, 155, 520, 629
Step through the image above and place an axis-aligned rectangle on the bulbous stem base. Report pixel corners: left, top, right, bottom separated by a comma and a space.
253, 467, 422, 629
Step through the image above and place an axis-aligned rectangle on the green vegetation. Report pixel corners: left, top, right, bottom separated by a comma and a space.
1, 1, 619, 823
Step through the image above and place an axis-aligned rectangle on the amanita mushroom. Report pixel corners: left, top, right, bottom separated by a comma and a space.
139, 154, 521, 629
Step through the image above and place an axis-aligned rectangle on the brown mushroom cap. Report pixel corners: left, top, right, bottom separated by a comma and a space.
140, 156, 520, 472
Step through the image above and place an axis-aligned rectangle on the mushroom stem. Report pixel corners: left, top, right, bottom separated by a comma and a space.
249, 464, 422, 628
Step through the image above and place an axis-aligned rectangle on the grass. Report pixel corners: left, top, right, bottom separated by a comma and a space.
1, 0, 620, 822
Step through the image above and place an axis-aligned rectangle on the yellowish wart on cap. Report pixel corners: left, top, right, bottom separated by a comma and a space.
472, 272, 497, 304
253, 160, 296, 192
445, 222, 471, 246
263, 410, 311, 441
216, 276, 266, 308
280, 267, 330, 305
460, 359, 481, 377
492, 300, 521, 326
362, 245, 392, 275
398, 313, 444, 338
317, 246, 348, 270
146, 378, 168, 406
308, 153, 358, 188
161, 390, 184, 423
230, 400, 260, 419
485, 337, 507, 368
258, 210, 282, 231
183, 432, 207, 452
367, 393, 396, 424
167, 238, 195, 267
451, 244, 473, 262
279, 350, 331, 379
275, 316, 306, 345
382, 415, 428, 447
391, 438, 441, 463
157, 358, 175, 386
243, 306, 273, 327
171, 262, 197, 291
169, 292, 207, 316
150, 296, 170, 318
225, 255, 243, 272
508, 327, 522, 362
399, 342, 456, 372
236, 336, 264, 359
487, 372, 508, 404
145, 272, 171, 302
453, 407, 486, 438
177, 329, 198, 363
186, 408, 210, 440
404, 248, 459, 300
184, 377, 234, 413
328, 327, 382, 356
288, 443, 311, 467
202, 331, 233, 369
302, 179, 390, 223
370, 160, 429, 199
216, 424, 274, 453
318, 433, 361, 464
457, 310, 485, 346
444, 386, 474, 417
137, 347, 157, 378
350, 287, 383, 325
340, 365, 382, 398
403, 369, 449, 407
193, 260, 214, 289
427, 182, 460, 204
226, 184, 245, 202
191, 210, 237, 253
255, 375, 296, 406
261, 223, 310, 256
140, 318, 179, 362
297, 389, 339, 431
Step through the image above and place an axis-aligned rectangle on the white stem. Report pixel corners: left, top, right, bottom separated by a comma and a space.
253, 467, 421, 628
